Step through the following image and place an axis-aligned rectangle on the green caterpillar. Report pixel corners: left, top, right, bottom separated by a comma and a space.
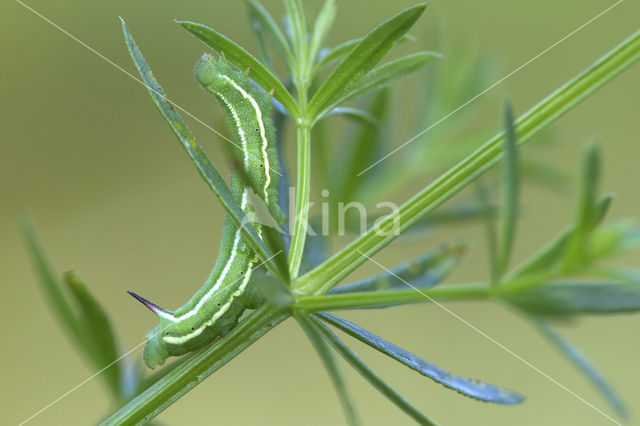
128, 53, 282, 368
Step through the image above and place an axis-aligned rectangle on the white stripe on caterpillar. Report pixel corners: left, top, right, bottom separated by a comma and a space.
222, 75, 271, 202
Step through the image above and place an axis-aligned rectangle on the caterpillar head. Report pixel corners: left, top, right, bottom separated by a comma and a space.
143, 328, 171, 369
127, 290, 172, 368
194, 53, 233, 88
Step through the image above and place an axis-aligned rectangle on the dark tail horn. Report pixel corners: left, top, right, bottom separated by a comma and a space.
127, 290, 166, 314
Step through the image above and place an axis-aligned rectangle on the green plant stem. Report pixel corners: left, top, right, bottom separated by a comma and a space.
296, 283, 491, 311
293, 29, 640, 296
101, 305, 290, 425
289, 123, 312, 278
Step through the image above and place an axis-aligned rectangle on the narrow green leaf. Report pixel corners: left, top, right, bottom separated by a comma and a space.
531, 316, 628, 419
564, 143, 601, 266
324, 51, 439, 114
21, 216, 88, 352
303, 315, 437, 425
306, 3, 427, 121
330, 242, 466, 294
577, 142, 601, 231
22, 218, 134, 402
496, 102, 519, 279
319, 313, 524, 404
295, 312, 360, 426
177, 20, 300, 119
325, 107, 380, 129
308, 0, 337, 70
122, 20, 288, 282
284, 0, 308, 74
65, 272, 121, 397
245, 0, 295, 69
295, 30, 640, 295
504, 280, 640, 314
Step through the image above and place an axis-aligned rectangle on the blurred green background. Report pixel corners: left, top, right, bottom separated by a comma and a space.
2, 0, 639, 424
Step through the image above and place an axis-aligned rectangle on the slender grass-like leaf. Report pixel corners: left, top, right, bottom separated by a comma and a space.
530, 316, 628, 419
330, 242, 465, 294
306, 3, 427, 121
318, 313, 524, 404
303, 314, 438, 425
294, 312, 360, 426
325, 51, 440, 114
294, 29, 640, 295
65, 272, 121, 397
21, 216, 87, 349
284, 0, 308, 75
577, 143, 601, 232
122, 20, 287, 281
496, 102, 519, 279
246, 0, 295, 69
564, 143, 601, 267
22, 218, 126, 400
177, 20, 300, 119
504, 280, 640, 314
308, 0, 336, 71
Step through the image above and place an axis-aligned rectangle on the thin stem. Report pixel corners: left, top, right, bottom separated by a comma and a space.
101, 305, 289, 425
288, 124, 312, 278
296, 283, 491, 311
